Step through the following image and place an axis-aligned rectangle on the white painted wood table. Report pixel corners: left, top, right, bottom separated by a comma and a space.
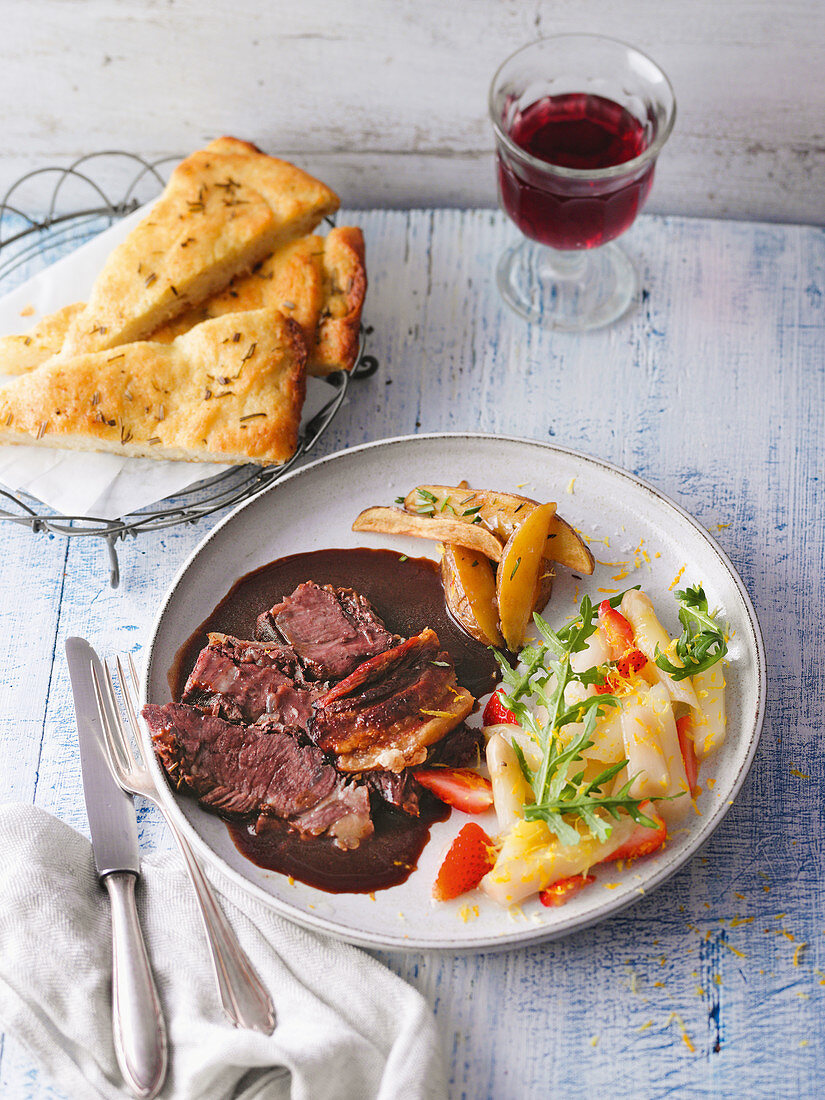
1, 209, 823, 1098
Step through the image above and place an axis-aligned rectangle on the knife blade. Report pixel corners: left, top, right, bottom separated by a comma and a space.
66, 637, 168, 1100
66, 637, 140, 876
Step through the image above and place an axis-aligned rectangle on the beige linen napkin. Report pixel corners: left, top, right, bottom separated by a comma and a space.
0, 803, 447, 1100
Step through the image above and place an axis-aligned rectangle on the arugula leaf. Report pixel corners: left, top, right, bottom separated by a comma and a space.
493, 592, 652, 844
524, 791, 659, 833
654, 584, 727, 681
510, 738, 534, 785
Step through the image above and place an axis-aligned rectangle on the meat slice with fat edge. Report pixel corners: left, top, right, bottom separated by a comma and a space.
312, 628, 474, 773
256, 581, 397, 680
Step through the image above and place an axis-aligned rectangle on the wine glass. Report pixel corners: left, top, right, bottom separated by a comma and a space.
489, 35, 676, 331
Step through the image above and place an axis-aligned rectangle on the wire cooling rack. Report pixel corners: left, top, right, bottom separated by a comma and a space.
0, 152, 376, 586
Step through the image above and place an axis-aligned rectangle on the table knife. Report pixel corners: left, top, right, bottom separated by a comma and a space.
66, 637, 168, 1100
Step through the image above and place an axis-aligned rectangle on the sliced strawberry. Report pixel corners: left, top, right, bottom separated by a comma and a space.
676, 714, 700, 796
605, 801, 666, 862
593, 672, 618, 695
432, 822, 496, 901
598, 600, 635, 658
616, 647, 647, 678
415, 767, 494, 813
539, 874, 595, 908
482, 690, 517, 727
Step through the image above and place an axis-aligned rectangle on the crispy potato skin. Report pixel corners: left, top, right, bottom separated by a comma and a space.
352, 506, 504, 561
440, 544, 503, 647
404, 485, 594, 574
546, 513, 595, 574
533, 564, 555, 616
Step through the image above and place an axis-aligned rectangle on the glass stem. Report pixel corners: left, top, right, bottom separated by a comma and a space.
543, 247, 588, 279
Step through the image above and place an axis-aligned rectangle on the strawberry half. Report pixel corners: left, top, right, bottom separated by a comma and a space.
598, 600, 635, 658
415, 767, 494, 814
483, 689, 517, 726
676, 714, 700, 796
606, 802, 666, 862
432, 822, 496, 901
539, 874, 595, 908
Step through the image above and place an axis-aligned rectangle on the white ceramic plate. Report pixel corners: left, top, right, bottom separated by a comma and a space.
143, 433, 766, 951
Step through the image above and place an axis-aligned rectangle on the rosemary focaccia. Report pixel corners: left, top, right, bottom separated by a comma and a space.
0, 303, 83, 375
0, 309, 306, 466
0, 228, 366, 378
150, 226, 366, 375
58, 138, 339, 358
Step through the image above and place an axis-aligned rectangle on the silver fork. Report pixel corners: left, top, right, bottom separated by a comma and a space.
92, 653, 276, 1035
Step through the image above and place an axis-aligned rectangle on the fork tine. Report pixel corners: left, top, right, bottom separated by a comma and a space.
91, 663, 130, 784
105, 658, 141, 771
115, 654, 144, 764
126, 652, 141, 700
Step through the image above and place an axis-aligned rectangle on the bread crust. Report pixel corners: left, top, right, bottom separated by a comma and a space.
59, 139, 339, 358
311, 226, 367, 376
0, 309, 306, 466
0, 303, 83, 375
0, 229, 365, 378
150, 235, 326, 356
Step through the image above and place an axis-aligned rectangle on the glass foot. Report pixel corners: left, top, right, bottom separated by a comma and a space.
496, 238, 637, 331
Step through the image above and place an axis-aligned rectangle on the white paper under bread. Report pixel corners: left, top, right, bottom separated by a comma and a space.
0, 204, 334, 518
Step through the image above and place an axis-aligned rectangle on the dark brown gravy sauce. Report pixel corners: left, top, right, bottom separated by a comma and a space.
169, 547, 499, 894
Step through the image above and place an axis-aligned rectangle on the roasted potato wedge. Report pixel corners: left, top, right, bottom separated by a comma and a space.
496, 503, 555, 651
440, 544, 503, 647
546, 513, 595, 574
404, 485, 551, 542
405, 485, 594, 574
352, 506, 504, 561
533, 562, 554, 615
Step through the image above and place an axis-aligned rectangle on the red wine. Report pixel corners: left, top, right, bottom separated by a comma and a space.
497, 93, 654, 250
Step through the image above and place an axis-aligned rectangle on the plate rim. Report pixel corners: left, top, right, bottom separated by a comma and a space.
142, 431, 767, 952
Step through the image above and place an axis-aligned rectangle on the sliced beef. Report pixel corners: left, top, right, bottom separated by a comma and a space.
256, 581, 397, 680
288, 783, 372, 849
143, 702, 373, 847
366, 770, 421, 817
251, 780, 373, 851
312, 628, 474, 773
426, 722, 484, 769
182, 632, 323, 731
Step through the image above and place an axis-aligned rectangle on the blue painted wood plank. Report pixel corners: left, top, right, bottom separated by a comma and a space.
0, 209, 823, 1099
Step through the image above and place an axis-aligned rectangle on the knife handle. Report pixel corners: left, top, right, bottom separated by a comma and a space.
103, 871, 168, 1100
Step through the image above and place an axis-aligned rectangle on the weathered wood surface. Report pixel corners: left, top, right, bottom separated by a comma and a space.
1, 208, 824, 1097
1, 0, 825, 224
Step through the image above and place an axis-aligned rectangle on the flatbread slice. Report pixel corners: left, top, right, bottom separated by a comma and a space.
59, 138, 339, 358
0, 309, 306, 466
0, 303, 84, 375
150, 234, 327, 353
150, 226, 366, 375
1, 228, 366, 378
